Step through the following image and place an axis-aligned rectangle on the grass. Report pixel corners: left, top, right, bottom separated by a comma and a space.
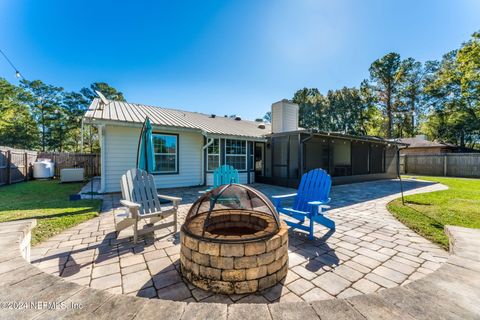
388, 176, 480, 249
0, 180, 101, 245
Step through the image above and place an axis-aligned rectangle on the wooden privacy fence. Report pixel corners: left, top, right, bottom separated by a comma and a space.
0, 146, 100, 186
401, 153, 480, 178
38, 152, 100, 178
0, 147, 38, 185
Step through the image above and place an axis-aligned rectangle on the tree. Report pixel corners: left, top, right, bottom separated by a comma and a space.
263, 112, 271, 123
292, 88, 324, 130
396, 58, 424, 137
0, 79, 39, 149
359, 80, 384, 137
20, 80, 64, 151
368, 53, 402, 138
422, 30, 480, 148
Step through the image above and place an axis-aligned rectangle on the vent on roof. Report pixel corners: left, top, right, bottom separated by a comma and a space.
210, 114, 216, 118
95, 90, 109, 110
234, 116, 241, 121
258, 123, 266, 129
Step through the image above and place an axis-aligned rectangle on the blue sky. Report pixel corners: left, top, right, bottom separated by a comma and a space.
1, 0, 479, 120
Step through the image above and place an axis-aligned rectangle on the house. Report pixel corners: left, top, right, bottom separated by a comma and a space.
398, 135, 476, 155
82, 97, 402, 193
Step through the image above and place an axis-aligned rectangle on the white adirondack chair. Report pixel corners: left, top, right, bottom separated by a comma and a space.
117, 168, 182, 243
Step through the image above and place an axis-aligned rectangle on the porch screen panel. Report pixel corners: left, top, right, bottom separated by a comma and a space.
272, 136, 288, 178
331, 139, 352, 176
304, 137, 329, 173
370, 144, 386, 173
289, 136, 299, 179
352, 141, 369, 175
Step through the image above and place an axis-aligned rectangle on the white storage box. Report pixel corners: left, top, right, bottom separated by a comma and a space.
60, 168, 84, 182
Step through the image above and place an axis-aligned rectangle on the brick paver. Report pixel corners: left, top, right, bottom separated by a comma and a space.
31, 179, 449, 303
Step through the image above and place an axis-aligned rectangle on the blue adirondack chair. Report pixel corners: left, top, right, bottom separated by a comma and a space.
202, 165, 239, 193
272, 168, 333, 240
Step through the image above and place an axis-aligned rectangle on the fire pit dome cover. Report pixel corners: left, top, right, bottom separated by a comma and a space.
183, 184, 282, 243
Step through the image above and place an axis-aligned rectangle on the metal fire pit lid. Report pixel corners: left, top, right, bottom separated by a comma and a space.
182, 184, 281, 243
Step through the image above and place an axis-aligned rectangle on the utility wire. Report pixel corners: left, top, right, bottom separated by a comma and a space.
0, 48, 25, 79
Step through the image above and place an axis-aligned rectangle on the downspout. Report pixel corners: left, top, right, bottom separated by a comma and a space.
201, 132, 214, 186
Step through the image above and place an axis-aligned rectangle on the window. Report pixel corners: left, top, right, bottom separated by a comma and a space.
207, 139, 220, 171
153, 134, 178, 173
225, 139, 247, 171
248, 142, 254, 170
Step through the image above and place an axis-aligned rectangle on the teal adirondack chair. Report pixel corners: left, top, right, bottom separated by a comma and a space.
272, 168, 333, 240
203, 165, 239, 192
213, 165, 239, 187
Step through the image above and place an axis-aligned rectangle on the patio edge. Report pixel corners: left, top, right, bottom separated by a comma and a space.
0, 220, 478, 319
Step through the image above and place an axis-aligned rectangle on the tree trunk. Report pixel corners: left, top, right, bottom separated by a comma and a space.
41, 108, 46, 152
386, 83, 393, 138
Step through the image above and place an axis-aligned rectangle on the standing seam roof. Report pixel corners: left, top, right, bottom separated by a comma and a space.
83, 98, 271, 138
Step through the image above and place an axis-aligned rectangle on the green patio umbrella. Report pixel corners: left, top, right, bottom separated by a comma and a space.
136, 117, 156, 173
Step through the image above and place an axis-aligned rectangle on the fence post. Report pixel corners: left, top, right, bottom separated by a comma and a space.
6, 150, 11, 185
404, 155, 408, 174
24, 152, 28, 181
444, 154, 448, 176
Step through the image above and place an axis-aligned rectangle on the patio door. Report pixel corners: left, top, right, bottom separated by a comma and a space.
254, 143, 264, 179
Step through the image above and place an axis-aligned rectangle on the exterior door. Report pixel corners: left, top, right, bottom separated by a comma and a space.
254, 143, 264, 179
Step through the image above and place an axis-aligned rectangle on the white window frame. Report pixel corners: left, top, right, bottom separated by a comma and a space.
152, 133, 178, 174
206, 138, 220, 172
225, 139, 247, 171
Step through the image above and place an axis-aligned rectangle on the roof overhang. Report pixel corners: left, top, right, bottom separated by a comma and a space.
83, 117, 268, 142
266, 129, 407, 146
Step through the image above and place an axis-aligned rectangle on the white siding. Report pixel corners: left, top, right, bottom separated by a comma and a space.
103, 125, 203, 192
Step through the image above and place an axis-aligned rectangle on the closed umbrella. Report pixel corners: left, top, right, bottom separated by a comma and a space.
136, 117, 156, 173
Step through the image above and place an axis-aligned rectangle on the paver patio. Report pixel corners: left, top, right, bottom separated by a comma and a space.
31, 179, 449, 303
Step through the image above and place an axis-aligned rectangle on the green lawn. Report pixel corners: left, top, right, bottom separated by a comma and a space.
0, 180, 101, 245
388, 176, 480, 249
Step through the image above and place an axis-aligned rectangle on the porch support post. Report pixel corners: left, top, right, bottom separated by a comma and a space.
97, 125, 106, 193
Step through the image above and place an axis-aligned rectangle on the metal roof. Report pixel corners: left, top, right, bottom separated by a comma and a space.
268, 129, 405, 145
397, 137, 456, 148
83, 98, 271, 139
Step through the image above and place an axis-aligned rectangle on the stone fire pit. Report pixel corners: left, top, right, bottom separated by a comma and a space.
180, 184, 288, 294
